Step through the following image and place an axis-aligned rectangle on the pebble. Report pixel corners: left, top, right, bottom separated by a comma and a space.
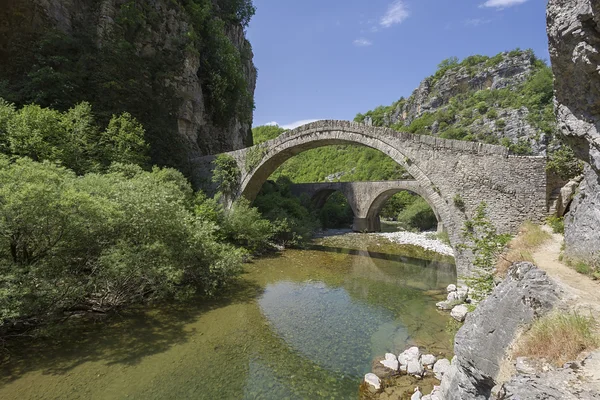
376, 231, 454, 256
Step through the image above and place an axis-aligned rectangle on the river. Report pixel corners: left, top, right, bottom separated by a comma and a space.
0, 234, 456, 400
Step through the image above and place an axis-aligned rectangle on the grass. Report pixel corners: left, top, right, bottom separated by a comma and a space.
514, 312, 599, 366
564, 257, 600, 279
496, 221, 551, 276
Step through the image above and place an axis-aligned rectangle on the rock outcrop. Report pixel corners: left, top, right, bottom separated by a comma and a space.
359, 50, 553, 156
547, 0, 600, 265
439, 262, 563, 399
498, 352, 600, 399
0, 0, 256, 172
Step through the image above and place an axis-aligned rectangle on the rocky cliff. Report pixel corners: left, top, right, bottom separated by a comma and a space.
548, 0, 600, 266
356, 50, 558, 158
0, 0, 256, 174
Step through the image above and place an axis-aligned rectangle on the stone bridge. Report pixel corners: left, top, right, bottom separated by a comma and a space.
192, 120, 549, 275
289, 180, 445, 233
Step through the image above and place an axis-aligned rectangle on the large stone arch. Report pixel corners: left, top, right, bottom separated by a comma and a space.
192, 120, 549, 276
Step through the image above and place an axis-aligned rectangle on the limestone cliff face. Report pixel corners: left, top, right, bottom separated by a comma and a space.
0, 0, 257, 171
547, 0, 600, 264
360, 51, 552, 156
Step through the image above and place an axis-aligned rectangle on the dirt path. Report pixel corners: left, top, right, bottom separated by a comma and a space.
532, 226, 600, 319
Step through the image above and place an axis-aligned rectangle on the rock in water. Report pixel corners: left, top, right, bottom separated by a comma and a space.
450, 304, 469, 322
364, 373, 381, 390
433, 359, 451, 380
422, 354, 437, 368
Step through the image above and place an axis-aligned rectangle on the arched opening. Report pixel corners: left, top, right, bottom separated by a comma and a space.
372, 190, 441, 233
312, 190, 355, 230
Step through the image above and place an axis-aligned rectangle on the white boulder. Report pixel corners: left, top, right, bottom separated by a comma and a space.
451, 304, 469, 322
422, 354, 437, 368
364, 373, 381, 390
433, 359, 451, 380
446, 284, 457, 293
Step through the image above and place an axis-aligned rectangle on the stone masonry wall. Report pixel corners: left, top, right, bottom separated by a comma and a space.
192, 120, 548, 276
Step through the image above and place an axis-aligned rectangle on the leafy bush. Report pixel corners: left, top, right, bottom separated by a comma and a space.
547, 145, 584, 180
0, 99, 149, 174
319, 192, 354, 229
212, 154, 240, 197
547, 216, 565, 234
397, 197, 437, 231
0, 157, 244, 327
252, 125, 286, 144
380, 191, 415, 219
461, 202, 512, 299
221, 198, 275, 254
253, 179, 319, 247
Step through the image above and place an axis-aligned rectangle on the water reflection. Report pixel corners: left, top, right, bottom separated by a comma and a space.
0, 235, 456, 400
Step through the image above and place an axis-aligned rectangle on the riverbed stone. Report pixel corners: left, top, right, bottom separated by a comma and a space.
436, 300, 455, 310
364, 373, 381, 390
372, 356, 399, 379
408, 359, 424, 377
446, 284, 457, 293
380, 353, 399, 371
450, 304, 469, 322
411, 388, 423, 400
433, 359, 451, 380
422, 354, 437, 368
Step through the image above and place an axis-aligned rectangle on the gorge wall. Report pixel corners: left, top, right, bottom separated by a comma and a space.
548, 0, 600, 265
0, 0, 256, 174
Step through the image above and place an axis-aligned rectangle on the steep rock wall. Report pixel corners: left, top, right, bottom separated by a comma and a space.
547, 0, 600, 265
0, 0, 256, 173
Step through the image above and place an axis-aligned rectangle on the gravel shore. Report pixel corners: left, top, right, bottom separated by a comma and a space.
375, 231, 455, 257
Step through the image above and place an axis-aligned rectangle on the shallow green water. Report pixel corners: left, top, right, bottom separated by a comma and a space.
0, 235, 456, 400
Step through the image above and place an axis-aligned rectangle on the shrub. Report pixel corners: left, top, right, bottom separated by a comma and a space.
515, 312, 598, 366
397, 197, 437, 231
222, 198, 275, 254
212, 154, 240, 197
453, 193, 465, 211
0, 157, 244, 327
547, 216, 565, 234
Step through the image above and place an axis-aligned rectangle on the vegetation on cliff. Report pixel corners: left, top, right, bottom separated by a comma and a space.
0, 0, 256, 172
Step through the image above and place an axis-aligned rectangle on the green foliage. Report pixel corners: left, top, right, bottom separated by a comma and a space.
252, 125, 287, 144
253, 179, 319, 247
268, 143, 407, 183
453, 194, 465, 211
0, 157, 244, 326
222, 198, 275, 254
212, 154, 240, 196
547, 145, 584, 180
0, 99, 149, 174
101, 112, 149, 167
319, 192, 354, 229
380, 192, 415, 219
547, 216, 565, 234
397, 197, 437, 232
461, 202, 512, 299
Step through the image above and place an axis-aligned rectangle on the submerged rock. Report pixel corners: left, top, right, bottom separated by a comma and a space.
422, 354, 437, 368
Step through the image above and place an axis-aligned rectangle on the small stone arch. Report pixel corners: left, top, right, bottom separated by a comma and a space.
365, 188, 444, 233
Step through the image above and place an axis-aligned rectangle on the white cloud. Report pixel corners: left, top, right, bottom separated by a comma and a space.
281, 119, 321, 130
464, 18, 492, 26
264, 121, 279, 126
353, 38, 373, 47
380, 0, 409, 28
480, 0, 528, 9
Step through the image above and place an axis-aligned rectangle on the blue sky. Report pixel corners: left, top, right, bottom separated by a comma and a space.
246, 0, 549, 128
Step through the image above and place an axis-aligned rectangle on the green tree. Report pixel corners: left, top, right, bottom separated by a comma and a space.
101, 112, 149, 167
